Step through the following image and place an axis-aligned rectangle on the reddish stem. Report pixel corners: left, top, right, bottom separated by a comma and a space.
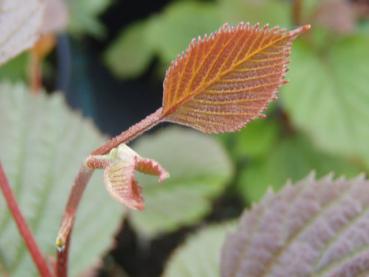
29, 52, 42, 94
56, 108, 163, 276
92, 107, 163, 155
0, 164, 52, 277
292, 0, 303, 26
56, 167, 93, 277
56, 235, 71, 277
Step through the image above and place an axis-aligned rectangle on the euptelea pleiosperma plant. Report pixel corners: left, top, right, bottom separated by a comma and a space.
14, 2, 369, 276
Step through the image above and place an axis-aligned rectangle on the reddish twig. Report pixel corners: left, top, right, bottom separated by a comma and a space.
29, 51, 42, 94
292, 0, 303, 25
92, 107, 163, 155
56, 234, 71, 277
55, 167, 93, 277
0, 163, 53, 277
56, 108, 164, 276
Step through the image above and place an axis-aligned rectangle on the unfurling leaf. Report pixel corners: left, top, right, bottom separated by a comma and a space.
86, 144, 169, 210
0, 0, 44, 65
161, 23, 310, 133
221, 174, 369, 277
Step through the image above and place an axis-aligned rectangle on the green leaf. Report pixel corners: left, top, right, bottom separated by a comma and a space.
129, 127, 233, 239
146, 2, 222, 64
239, 135, 361, 202
163, 223, 235, 277
65, 0, 112, 37
282, 36, 369, 168
104, 21, 155, 78
218, 0, 290, 27
0, 83, 125, 276
301, 0, 321, 21
222, 174, 369, 276
358, 20, 369, 34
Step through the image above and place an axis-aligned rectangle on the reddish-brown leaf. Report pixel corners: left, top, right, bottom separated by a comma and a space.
161, 23, 310, 133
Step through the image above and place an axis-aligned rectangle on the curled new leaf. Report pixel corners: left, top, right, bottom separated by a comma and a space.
161, 23, 310, 133
221, 174, 369, 277
86, 144, 169, 210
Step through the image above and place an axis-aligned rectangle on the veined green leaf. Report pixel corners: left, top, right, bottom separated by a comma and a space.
282, 37, 369, 168
0, 83, 125, 276
0, 0, 43, 65
163, 223, 235, 277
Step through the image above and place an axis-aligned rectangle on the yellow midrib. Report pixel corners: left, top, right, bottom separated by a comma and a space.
162, 31, 290, 117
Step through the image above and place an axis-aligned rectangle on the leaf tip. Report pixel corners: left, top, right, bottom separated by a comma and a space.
159, 171, 170, 182
289, 24, 311, 37
132, 200, 145, 211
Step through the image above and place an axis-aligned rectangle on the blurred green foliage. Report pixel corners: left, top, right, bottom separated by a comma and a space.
130, 127, 233, 239
283, 36, 369, 168
239, 134, 361, 202
65, 0, 112, 37
146, 2, 221, 64
219, 117, 279, 160
163, 222, 235, 277
105, 21, 155, 78
0, 54, 28, 82
104, 0, 291, 78
105, 1, 222, 78
218, 0, 290, 26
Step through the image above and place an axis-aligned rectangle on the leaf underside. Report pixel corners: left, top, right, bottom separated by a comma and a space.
221, 174, 369, 277
161, 22, 309, 133
0, 0, 44, 65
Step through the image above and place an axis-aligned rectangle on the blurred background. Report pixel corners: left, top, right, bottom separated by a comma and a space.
1, 0, 369, 276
